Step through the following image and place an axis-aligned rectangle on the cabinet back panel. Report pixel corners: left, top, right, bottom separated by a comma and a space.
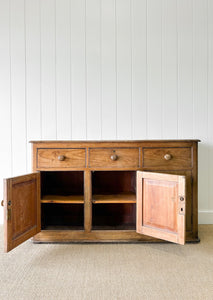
41, 203, 84, 229
92, 171, 136, 194
41, 171, 84, 196
92, 203, 136, 230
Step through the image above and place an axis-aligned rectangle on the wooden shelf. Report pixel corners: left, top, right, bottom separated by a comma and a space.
41, 195, 84, 204
92, 193, 136, 204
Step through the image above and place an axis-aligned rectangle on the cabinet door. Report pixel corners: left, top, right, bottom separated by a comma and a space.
136, 171, 186, 245
3, 173, 41, 252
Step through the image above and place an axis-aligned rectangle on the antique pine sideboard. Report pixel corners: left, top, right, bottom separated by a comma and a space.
2, 140, 200, 252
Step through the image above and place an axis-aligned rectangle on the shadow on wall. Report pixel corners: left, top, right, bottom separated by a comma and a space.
198, 142, 213, 224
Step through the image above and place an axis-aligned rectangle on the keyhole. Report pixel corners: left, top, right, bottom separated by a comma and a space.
181, 208, 183, 212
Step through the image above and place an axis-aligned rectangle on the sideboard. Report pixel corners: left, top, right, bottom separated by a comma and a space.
2, 140, 200, 252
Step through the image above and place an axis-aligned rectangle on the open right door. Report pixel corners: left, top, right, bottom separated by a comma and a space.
136, 171, 186, 245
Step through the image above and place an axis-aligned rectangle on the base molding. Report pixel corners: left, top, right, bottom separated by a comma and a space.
32, 230, 199, 243
198, 210, 213, 224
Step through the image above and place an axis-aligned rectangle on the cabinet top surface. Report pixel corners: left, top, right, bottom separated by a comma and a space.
30, 139, 200, 144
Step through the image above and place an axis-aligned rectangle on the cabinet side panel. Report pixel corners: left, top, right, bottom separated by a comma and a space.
192, 142, 198, 238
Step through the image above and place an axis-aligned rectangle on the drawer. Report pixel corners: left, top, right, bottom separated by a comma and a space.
142, 147, 192, 169
89, 148, 140, 168
37, 148, 86, 169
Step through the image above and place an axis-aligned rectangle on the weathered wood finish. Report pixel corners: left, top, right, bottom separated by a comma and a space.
3, 139, 199, 249
4, 173, 40, 252
41, 195, 84, 204
136, 171, 186, 245
92, 193, 136, 204
142, 147, 192, 169
32, 229, 198, 243
84, 170, 92, 232
37, 148, 86, 169
89, 148, 140, 168
30, 140, 199, 243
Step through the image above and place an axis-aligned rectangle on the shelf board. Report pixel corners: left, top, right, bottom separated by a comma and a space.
92, 193, 136, 204
41, 195, 84, 204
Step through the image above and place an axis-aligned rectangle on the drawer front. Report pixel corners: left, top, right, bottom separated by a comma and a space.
142, 147, 192, 169
89, 148, 140, 168
37, 148, 86, 169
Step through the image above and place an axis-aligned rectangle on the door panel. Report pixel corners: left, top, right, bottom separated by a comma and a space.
136, 171, 186, 245
152, 170, 192, 232
4, 173, 40, 252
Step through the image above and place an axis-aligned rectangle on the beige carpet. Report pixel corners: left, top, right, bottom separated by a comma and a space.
0, 226, 213, 300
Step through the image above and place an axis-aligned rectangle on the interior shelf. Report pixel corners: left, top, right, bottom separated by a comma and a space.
92, 193, 136, 204
41, 203, 84, 230
41, 195, 84, 204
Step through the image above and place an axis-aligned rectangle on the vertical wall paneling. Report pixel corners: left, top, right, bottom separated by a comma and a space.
86, 0, 101, 139
70, 0, 87, 139
101, 0, 116, 139
40, 0, 57, 139
162, 0, 178, 139
208, 0, 213, 211
10, 0, 27, 175
116, 0, 132, 139
147, 0, 162, 138
0, 0, 11, 222
56, 0, 71, 140
25, 0, 41, 172
193, 0, 208, 210
177, 0, 193, 138
131, 0, 147, 139
0, 0, 213, 224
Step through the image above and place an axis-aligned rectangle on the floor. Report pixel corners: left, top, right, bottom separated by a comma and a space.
0, 225, 213, 300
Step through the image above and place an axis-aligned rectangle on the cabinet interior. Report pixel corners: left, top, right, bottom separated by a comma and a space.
92, 203, 136, 230
92, 171, 136, 230
41, 171, 84, 230
41, 203, 84, 230
41, 171, 84, 202
40, 170, 136, 231
92, 171, 136, 201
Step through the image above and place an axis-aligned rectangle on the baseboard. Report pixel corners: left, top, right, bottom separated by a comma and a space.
198, 210, 213, 224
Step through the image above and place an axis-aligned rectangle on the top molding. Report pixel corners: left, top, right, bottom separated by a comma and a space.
30, 139, 201, 143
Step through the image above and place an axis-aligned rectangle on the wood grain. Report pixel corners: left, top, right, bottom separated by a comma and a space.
4, 173, 40, 252
41, 195, 84, 204
89, 148, 139, 168
32, 229, 199, 243
142, 147, 192, 169
37, 148, 86, 169
92, 193, 136, 204
4, 140, 199, 247
84, 170, 92, 232
136, 171, 186, 245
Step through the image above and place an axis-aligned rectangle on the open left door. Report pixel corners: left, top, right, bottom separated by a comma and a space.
3, 173, 41, 252
136, 171, 186, 245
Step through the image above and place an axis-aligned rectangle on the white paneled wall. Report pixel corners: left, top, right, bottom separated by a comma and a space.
0, 0, 213, 224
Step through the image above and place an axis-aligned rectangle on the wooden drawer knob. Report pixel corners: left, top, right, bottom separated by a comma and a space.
164, 154, 172, 161
58, 155, 65, 161
111, 154, 118, 161
1, 200, 4, 207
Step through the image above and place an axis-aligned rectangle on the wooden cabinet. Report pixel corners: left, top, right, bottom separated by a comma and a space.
2, 140, 200, 252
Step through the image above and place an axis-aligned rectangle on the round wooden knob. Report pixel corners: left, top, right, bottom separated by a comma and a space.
164, 154, 172, 161
1, 200, 4, 207
58, 155, 65, 161
111, 154, 118, 161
